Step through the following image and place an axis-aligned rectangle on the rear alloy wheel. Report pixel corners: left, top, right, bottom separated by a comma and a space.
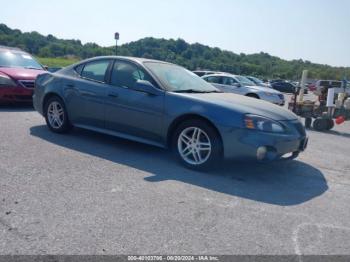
45, 96, 72, 133
173, 119, 222, 170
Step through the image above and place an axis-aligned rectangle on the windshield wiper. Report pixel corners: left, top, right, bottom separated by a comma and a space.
174, 89, 222, 93
206, 90, 223, 93
24, 66, 43, 70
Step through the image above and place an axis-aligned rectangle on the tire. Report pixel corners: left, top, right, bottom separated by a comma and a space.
304, 117, 312, 129
172, 119, 222, 170
313, 118, 328, 131
326, 119, 334, 130
246, 93, 260, 99
44, 96, 72, 133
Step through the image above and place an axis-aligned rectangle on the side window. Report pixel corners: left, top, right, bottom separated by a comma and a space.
231, 78, 238, 84
111, 60, 153, 88
204, 77, 213, 83
216, 77, 224, 84
81, 60, 110, 82
206, 76, 221, 84
222, 77, 237, 86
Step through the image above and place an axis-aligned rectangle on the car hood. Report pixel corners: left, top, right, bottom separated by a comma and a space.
183, 92, 297, 121
0, 67, 45, 80
246, 85, 281, 94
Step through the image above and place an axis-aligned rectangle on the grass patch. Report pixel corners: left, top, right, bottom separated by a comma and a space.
37, 57, 80, 68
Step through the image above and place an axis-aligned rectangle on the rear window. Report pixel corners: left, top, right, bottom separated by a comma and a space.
80, 60, 110, 82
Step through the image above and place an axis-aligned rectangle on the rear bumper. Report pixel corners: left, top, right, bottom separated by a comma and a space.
0, 87, 33, 103
32, 94, 42, 114
219, 124, 307, 161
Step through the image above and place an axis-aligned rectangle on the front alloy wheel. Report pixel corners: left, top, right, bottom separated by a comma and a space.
173, 119, 222, 170
178, 127, 212, 165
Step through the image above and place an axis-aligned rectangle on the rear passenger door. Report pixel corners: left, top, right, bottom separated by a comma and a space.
64, 59, 112, 128
204, 76, 223, 89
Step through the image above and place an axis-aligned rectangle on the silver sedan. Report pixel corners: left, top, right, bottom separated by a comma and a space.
202, 73, 285, 106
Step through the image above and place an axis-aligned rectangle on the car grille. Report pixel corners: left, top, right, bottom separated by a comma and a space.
18, 80, 35, 89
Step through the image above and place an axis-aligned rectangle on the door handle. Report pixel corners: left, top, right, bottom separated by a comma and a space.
80, 90, 96, 96
108, 92, 119, 98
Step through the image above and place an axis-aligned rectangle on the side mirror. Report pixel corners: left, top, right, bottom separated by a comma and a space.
43, 65, 49, 71
133, 80, 160, 95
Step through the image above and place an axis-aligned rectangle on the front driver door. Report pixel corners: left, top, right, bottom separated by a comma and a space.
105, 60, 165, 144
221, 76, 246, 95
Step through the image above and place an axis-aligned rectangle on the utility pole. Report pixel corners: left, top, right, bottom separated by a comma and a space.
298, 70, 308, 102
114, 32, 119, 56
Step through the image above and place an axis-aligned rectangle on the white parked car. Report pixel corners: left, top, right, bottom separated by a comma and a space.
202, 74, 285, 106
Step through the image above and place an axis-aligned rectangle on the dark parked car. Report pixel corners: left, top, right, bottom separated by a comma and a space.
33, 56, 307, 170
271, 81, 297, 93
271, 81, 308, 94
0, 46, 46, 103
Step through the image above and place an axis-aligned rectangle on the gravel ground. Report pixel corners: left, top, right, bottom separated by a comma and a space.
0, 102, 349, 255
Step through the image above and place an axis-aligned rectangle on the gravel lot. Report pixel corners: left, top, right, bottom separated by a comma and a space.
0, 100, 350, 255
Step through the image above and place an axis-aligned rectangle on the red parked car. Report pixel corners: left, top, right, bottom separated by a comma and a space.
307, 83, 317, 92
0, 46, 46, 103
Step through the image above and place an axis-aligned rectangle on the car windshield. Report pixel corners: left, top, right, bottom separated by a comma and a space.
144, 62, 219, 93
236, 76, 256, 86
250, 76, 263, 84
0, 50, 43, 70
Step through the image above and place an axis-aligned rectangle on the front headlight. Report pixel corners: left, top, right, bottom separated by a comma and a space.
0, 74, 17, 87
244, 114, 285, 133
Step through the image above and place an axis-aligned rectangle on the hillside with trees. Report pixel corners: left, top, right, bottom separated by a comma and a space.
0, 23, 348, 79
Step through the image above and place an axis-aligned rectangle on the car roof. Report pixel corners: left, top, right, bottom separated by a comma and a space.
77, 56, 172, 66
193, 70, 221, 73
203, 73, 237, 78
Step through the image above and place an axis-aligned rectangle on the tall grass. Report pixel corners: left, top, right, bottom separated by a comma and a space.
37, 57, 80, 68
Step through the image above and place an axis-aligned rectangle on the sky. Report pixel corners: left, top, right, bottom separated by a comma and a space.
1, 0, 350, 67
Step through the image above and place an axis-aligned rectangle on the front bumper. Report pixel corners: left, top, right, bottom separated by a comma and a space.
219, 120, 307, 161
260, 93, 285, 106
0, 86, 33, 103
